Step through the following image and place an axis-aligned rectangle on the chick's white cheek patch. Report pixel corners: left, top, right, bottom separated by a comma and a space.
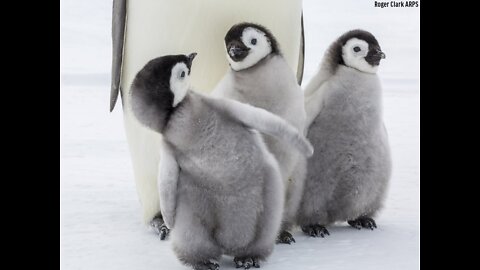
170, 63, 189, 107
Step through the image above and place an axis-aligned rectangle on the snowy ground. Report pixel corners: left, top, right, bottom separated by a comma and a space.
60, 0, 419, 269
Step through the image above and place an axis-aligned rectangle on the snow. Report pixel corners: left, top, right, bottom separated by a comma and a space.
60, 0, 419, 269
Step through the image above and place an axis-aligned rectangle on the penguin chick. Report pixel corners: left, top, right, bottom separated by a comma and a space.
212, 23, 308, 244
130, 54, 313, 270
298, 30, 391, 237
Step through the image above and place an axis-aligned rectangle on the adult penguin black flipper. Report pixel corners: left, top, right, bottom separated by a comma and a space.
110, 0, 126, 112
297, 13, 305, 85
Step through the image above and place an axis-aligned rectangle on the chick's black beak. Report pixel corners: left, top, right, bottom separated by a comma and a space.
187, 52, 197, 68
377, 50, 386, 59
227, 41, 250, 61
365, 48, 386, 66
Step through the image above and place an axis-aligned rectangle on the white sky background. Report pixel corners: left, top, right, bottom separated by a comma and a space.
60, 1, 419, 269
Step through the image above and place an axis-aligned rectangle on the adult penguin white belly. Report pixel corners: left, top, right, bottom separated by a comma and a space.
110, 0, 305, 228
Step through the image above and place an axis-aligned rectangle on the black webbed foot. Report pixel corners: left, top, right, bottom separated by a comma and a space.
347, 216, 377, 230
301, 224, 330, 238
234, 257, 260, 269
150, 214, 170, 240
276, 230, 296, 244
193, 261, 220, 270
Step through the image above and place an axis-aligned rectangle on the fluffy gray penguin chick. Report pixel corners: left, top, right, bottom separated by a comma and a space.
212, 23, 308, 244
298, 29, 391, 237
130, 54, 313, 270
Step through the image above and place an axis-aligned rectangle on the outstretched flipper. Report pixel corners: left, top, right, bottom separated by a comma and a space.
204, 96, 314, 157
157, 138, 179, 229
110, 0, 126, 112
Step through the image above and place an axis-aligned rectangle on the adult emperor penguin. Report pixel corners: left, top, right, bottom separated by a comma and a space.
297, 30, 391, 237
130, 54, 313, 270
110, 0, 305, 239
212, 23, 307, 244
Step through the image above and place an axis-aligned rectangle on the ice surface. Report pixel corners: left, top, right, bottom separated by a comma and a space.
60, 0, 419, 269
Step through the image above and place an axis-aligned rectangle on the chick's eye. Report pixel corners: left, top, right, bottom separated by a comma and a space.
251, 38, 257, 45
180, 71, 185, 78
353, 46, 361, 52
